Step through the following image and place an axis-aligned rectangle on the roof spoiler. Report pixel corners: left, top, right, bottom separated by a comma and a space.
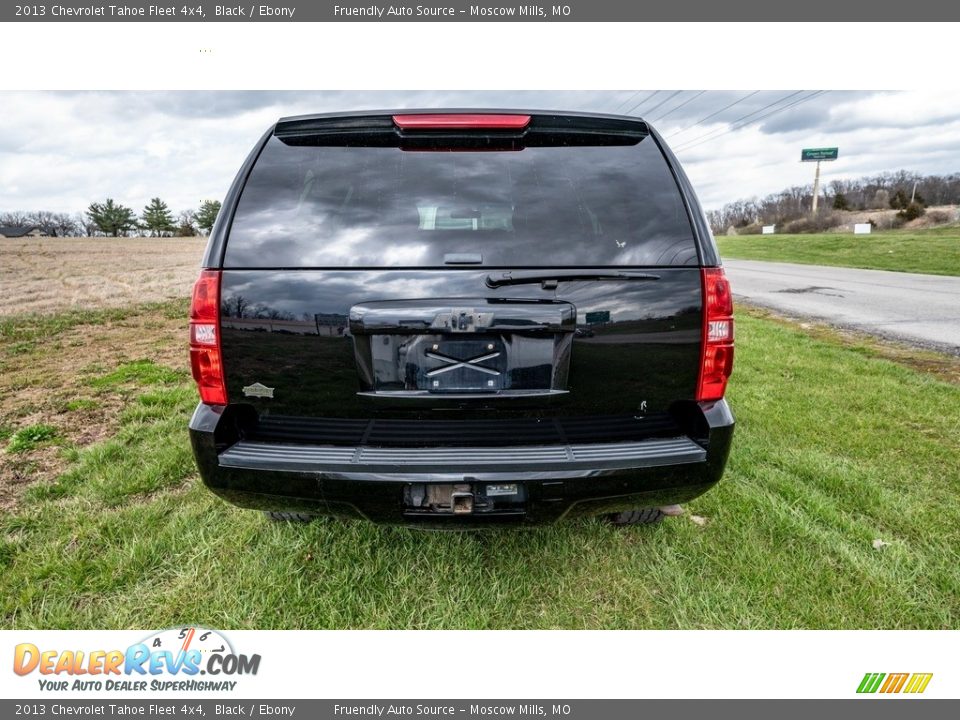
274, 110, 649, 141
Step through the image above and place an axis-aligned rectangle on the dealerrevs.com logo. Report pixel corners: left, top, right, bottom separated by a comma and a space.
13, 627, 261, 693
857, 673, 933, 694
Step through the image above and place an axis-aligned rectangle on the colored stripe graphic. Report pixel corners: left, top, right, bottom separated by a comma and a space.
880, 673, 909, 693
857, 672, 932, 694
857, 673, 885, 693
904, 673, 933, 694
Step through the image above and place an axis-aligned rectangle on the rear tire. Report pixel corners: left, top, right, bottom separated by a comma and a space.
605, 508, 665, 526
264, 511, 318, 523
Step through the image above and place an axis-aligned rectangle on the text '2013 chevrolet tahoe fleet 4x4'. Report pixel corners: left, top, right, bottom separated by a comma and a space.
189, 110, 735, 527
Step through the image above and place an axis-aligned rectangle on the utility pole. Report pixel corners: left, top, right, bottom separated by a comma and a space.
811, 160, 822, 214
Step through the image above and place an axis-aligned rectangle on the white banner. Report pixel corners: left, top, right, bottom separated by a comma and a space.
2, 629, 956, 699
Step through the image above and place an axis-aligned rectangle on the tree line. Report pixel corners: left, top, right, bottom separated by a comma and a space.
0, 198, 221, 237
706, 170, 960, 234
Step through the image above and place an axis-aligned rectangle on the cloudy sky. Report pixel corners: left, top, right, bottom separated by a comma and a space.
2, 90, 959, 216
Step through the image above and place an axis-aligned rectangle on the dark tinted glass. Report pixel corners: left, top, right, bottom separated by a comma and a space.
225, 134, 698, 267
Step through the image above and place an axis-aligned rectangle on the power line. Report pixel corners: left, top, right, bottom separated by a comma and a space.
666, 90, 760, 139
672, 90, 807, 151
651, 90, 706, 123
623, 90, 659, 117
611, 90, 643, 114
640, 90, 683, 117
672, 90, 804, 149
674, 91, 826, 153
677, 91, 824, 152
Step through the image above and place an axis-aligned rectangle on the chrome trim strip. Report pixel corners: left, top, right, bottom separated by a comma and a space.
356, 389, 569, 399
219, 436, 706, 475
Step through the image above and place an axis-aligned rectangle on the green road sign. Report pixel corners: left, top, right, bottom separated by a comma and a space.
585, 311, 610, 324
801, 147, 839, 162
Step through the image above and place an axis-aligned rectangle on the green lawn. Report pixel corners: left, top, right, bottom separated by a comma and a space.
718, 226, 960, 276
1, 304, 959, 629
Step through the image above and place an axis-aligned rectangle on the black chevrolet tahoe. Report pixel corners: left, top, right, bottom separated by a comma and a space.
188, 110, 735, 527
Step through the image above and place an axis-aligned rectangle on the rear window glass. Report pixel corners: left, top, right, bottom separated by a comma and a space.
224, 133, 698, 267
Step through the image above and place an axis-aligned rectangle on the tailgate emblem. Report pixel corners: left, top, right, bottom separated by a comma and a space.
431, 309, 494, 333
242, 382, 275, 399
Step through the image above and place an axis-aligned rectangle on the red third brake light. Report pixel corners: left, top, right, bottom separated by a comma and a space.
392, 114, 531, 130
697, 267, 735, 402
189, 269, 227, 405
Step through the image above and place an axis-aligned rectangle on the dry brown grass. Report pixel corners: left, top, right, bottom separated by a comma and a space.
0, 236, 206, 316
832, 204, 958, 231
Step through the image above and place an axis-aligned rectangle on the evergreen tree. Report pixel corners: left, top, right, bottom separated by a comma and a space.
86, 198, 138, 237
195, 200, 222, 234
141, 197, 175, 237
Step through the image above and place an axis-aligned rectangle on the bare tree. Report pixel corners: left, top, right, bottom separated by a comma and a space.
176, 209, 197, 237
74, 212, 98, 237
51, 213, 79, 237
27, 211, 59, 236
0, 211, 30, 227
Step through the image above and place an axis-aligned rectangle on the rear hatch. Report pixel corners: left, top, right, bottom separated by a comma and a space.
214, 112, 712, 446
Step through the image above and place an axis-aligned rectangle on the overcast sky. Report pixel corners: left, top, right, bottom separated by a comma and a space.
2, 90, 959, 215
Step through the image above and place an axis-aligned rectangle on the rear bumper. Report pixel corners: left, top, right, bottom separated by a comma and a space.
190, 401, 734, 527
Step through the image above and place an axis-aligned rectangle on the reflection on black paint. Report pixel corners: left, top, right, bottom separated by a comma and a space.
219, 268, 702, 419
224, 137, 698, 268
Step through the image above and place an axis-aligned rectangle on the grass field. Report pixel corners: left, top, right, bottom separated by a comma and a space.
0, 237, 206, 316
717, 226, 960, 276
2, 301, 958, 629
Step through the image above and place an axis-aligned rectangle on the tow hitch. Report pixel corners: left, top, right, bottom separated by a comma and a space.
450, 488, 475, 515
404, 482, 526, 515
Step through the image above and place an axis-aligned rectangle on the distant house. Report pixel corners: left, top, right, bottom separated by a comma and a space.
0, 225, 44, 238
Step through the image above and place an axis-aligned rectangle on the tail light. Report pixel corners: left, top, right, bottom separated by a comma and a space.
189, 269, 227, 405
697, 267, 734, 402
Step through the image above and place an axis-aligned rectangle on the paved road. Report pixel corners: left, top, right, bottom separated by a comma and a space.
723, 259, 960, 354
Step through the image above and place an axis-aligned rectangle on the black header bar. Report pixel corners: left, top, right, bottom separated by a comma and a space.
6, 1, 959, 22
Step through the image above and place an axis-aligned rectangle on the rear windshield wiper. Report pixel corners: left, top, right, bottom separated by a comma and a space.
486, 270, 660, 289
